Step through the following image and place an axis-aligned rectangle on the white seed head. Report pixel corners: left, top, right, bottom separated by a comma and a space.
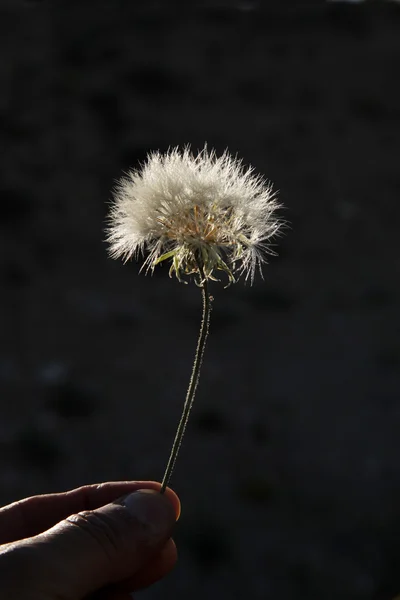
106, 145, 284, 284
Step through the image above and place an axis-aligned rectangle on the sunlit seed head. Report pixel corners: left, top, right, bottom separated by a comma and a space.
106, 144, 285, 284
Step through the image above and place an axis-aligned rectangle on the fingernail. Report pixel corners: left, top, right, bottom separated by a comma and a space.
120, 489, 175, 538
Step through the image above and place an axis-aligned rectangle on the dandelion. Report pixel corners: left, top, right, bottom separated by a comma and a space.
106, 144, 284, 492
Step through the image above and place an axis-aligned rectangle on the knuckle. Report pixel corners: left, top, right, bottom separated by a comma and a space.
66, 509, 123, 561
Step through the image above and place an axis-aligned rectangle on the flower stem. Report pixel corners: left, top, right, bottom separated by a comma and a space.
160, 268, 212, 493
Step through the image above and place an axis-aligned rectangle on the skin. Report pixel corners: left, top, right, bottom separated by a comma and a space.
0, 481, 180, 600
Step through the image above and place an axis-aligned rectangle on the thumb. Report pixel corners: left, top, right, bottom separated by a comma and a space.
12, 489, 176, 599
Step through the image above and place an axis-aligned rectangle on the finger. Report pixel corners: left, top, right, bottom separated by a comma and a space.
129, 537, 177, 591
87, 588, 133, 600
87, 589, 132, 600
86, 539, 177, 599
0, 481, 180, 543
2, 489, 177, 600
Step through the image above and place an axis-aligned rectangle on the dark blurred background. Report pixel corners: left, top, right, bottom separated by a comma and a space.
1, 1, 400, 598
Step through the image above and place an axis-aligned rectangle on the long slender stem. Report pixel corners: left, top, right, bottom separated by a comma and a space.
160, 269, 212, 493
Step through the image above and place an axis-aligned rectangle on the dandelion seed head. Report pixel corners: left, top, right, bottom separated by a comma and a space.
106, 144, 284, 284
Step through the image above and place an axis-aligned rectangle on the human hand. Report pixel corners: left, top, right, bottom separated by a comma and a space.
0, 481, 180, 599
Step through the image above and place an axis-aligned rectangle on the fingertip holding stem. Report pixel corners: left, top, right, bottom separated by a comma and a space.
161, 486, 181, 521
123, 487, 180, 523
121, 489, 175, 530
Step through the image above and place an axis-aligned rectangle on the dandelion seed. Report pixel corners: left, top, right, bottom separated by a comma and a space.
106, 144, 283, 285
106, 144, 285, 492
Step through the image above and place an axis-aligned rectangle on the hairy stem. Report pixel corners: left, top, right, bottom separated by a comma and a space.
160, 268, 212, 493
